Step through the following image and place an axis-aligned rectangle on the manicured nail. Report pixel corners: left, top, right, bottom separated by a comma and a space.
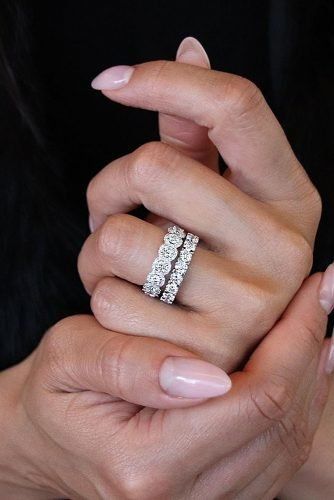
176, 36, 211, 68
325, 329, 334, 375
319, 263, 334, 314
91, 65, 134, 90
159, 357, 232, 399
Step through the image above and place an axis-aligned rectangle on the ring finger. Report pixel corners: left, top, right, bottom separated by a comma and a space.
78, 213, 233, 309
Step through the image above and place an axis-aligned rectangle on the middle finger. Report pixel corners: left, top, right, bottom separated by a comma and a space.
87, 141, 262, 252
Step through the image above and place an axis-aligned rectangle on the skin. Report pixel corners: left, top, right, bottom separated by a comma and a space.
80, 59, 321, 372
0, 275, 330, 499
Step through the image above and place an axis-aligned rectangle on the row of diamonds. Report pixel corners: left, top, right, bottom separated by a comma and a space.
142, 226, 186, 297
160, 232, 199, 304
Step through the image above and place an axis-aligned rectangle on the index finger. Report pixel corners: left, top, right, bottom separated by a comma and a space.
92, 60, 314, 203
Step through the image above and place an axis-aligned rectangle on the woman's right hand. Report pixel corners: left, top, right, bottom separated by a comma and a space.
0, 272, 330, 499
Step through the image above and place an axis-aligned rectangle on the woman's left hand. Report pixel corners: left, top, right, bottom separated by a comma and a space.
78, 57, 322, 370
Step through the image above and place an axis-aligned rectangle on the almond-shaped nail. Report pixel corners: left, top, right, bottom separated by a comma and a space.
91, 65, 134, 90
176, 36, 211, 68
319, 263, 334, 314
159, 357, 232, 399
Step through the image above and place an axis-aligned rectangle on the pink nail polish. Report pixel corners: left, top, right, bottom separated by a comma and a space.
91, 65, 134, 90
325, 329, 334, 375
159, 357, 232, 399
319, 263, 334, 314
176, 37, 211, 68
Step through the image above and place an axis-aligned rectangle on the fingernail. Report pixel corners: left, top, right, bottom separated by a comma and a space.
159, 357, 232, 399
319, 263, 334, 314
325, 329, 334, 375
91, 65, 134, 90
176, 36, 211, 68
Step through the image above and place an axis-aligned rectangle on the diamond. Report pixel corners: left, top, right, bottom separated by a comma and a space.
152, 257, 171, 275
168, 226, 186, 239
180, 249, 192, 263
142, 283, 161, 297
183, 239, 196, 252
164, 233, 183, 247
165, 282, 178, 294
147, 271, 165, 287
175, 260, 188, 271
170, 271, 184, 285
160, 292, 174, 304
159, 244, 178, 261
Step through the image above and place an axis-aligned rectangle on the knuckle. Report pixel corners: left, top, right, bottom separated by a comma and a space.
147, 59, 175, 97
42, 317, 72, 359
129, 141, 177, 191
95, 334, 136, 400
86, 175, 99, 212
91, 278, 115, 318
250, 376, 293, 423
295, 441, 313, 468
90, 278, 110, 315
118, 470, 170, 500
274, 409, 313, 470
96, 214, 132, 259
283, 230, 313, 275
39, 317, 80, 382
40, 315, 92, 375
240, 281, 277, 332
266, 216, 314, 278
296, 315, 325, 349
222, 75, 265, 120
312, 188, 323, 220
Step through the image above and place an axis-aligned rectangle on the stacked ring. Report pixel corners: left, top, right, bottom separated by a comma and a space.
160, 232, 199, 304
142, 225, 199, 304
142, 226, 186, 297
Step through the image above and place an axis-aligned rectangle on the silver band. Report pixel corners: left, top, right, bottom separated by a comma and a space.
160, 232, 199, 304
142, 226, 186, 297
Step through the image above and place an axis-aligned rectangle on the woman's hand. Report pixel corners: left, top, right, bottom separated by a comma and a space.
0, 273, 330, 499
79, 56, 322, 370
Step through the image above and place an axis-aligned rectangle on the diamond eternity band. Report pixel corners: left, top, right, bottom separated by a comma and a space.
142, 225, 199, 304
142, 226, 186, 298
160, 232, 199, 304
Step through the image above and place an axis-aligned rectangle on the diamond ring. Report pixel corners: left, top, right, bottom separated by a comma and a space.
160, 232, 199, 304
142, 225, 199, 304
142, 226, 186, 298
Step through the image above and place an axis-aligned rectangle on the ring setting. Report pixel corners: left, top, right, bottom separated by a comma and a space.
142, 225, 199, 303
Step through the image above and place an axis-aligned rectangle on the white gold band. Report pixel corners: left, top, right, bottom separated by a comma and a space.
160, 232, 199, 304
142, 226, 186, 297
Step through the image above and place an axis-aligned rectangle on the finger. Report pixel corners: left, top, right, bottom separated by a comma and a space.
87, 141, 263, 249
92, 60, 313, 203
41, 315, 231, 410
90, 275, 283, 370
238, 338, 331, 500
78, 213, 217, 300
91, 276, 252, 369
159, 37, 218, 171
192, 431, 285, 498
194, 344, 329, 498
160, 273, 328, 468
78, 212, 243, 311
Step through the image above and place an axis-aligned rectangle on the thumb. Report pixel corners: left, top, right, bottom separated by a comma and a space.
43, 315, 231, 409
158, 37, 218, 170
